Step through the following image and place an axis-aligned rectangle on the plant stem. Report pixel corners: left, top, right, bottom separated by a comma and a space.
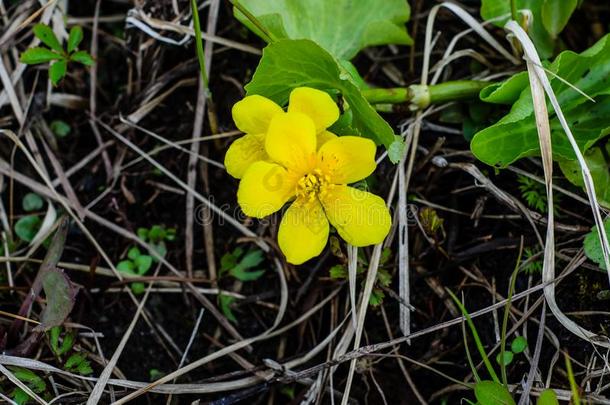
190, 0, 210, 96
229, 0, 276, 43
362, 80, 491, 109
510, 0, 518, 23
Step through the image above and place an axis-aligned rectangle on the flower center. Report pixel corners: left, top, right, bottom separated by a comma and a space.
296, 169, 331, 202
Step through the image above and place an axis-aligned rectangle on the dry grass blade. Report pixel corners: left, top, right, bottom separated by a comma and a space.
505, 20, 610, 347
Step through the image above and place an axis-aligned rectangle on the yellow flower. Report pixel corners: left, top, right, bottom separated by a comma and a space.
225, 87, 340, 178
236, 108, 392, 265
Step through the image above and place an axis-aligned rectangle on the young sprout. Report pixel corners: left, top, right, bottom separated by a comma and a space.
20, 24, 94, 86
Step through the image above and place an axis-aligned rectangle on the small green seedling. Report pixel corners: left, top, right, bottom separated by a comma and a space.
14, 215, 42, 243
495, 336, 528, 367
517, 176, 559, 214
218, 293, 237, 323
117, 246, 153, 294
8, 367, 47, 405
49, 325, 75, 357
220, 247, 266, 282
137, 225, 175, 261
521, 247, 543, 275
48, 326, 93, 375
50, 120, 72, 138
64, 353, 93, 375
20, 24, 94, 86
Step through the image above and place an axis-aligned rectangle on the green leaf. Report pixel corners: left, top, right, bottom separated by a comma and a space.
65, 353, 93, 375
246, 39, 396, 149
137, 227, 149, 241
70, 50, 94, 66
50, 120, 71, 138
559, 144, 610, 209
541, 0, 578, 38
22, 193, 43, 212
479, 72, 529, 105
12, 388, 30, 405
117, 260, 136, 275
49, 59, 67, 86
148, 225, 165, 242
537, 389, 560, 405
39, 268, 78, 330
219, 294, 237, 323
510, 336, 528, 354
67, 26, 84, 53
127, 246, 141, 261
474, 381, 516, 405
33, 24, 62, 52
230, 267, 265, 281
388, 137, 406, 163
584, 219, 610, 270
495, 350, 514, 366
20, 47, 61, 64
131, 282, 146, 295
239, 249, 264, 269
15, 215, 41, 242
471, 34, 610, 167
235, 0, 412, 60
480, 0, 555, 59
329, 264, 347, 279
49, 326, 74, 356
134, 255, 153, 275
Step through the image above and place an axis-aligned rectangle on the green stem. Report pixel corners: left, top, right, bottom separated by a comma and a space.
190, 0, 210, 96
510, 0, 518, 23
229, 0, 276, 43
361, 80, 491, 110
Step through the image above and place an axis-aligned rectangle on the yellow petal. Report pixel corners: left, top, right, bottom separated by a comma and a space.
317, 136, 376, 184
224, 134, 267, 179
238, 161, 296, 218
321, 185, 391, 246
316, 130, 337, 148
266, 112, 317, 174
288, 87, 340, 132
232, 95, 283, 134
278, 199, 329, 264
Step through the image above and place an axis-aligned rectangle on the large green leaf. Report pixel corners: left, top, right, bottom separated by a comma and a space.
559, 144, 610, 209
474, 380, 516, 405
235, 0, 412, 60
245, 39, 397, 151
541, 0, 578, 38
480, 0, 555, 59
471, 34, 610, 167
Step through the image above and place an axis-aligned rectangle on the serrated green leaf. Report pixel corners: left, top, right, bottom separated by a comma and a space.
15, 215, 41, 242
70, 50, 94, 66
230, 267, 266, 281
49, 59, 67, 86
559, 144, 610, 209
246, 39, 395, 148
584, 219, 610, 270
329, 264, 347, 279
537, 389, 559, 405
480, 0, 555, 59
235, 0, 412, 60
541, 0, 578, 38
471, 34, 610, 167
67, 26, 84, 53
474, 381, 516, 405
20, 47, 62, 64
239, 250, 264, 269
33, 23, 62, 52
65, 353, 93, 375
22, 193, 43, 212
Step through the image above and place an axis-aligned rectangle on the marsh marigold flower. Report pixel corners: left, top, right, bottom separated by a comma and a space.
225, 87, 339, 178
226, 87, 392, 264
